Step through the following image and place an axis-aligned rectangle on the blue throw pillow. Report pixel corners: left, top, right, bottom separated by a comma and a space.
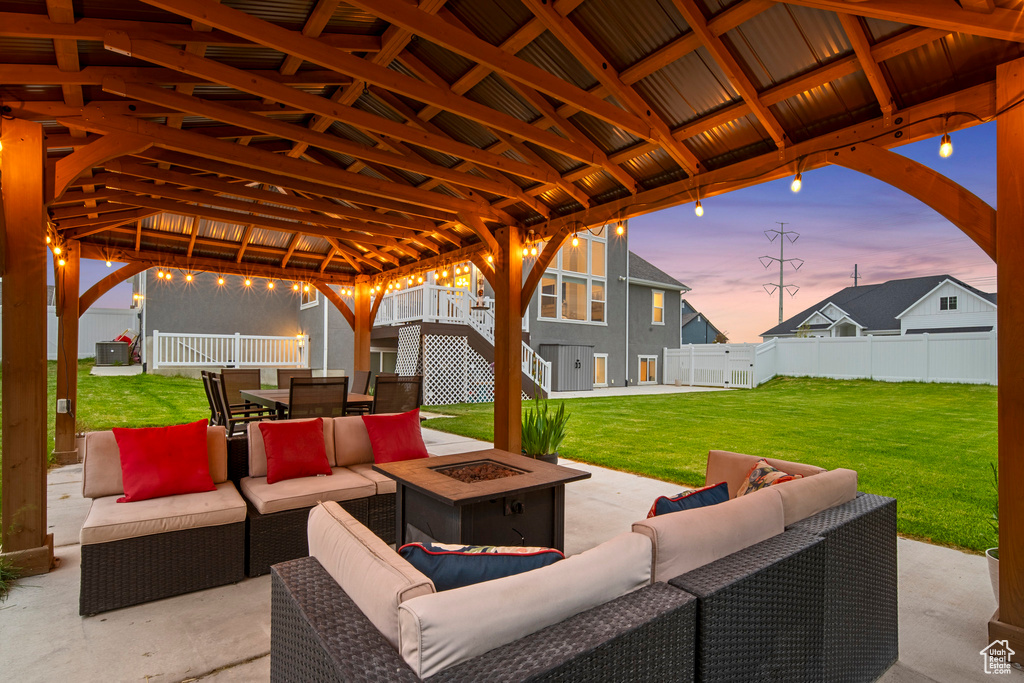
647, 481, 729, 518
398, 543, 565, 591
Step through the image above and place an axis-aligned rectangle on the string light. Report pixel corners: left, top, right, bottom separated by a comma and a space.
530, 244, 537, 256
939, 133, 953, 158
441, 268, 449, 278
185, 273, 194, 282
57, 257, 66, 267
616, 220, 625, 235
790, 172, 802, 193
417, 275, 424, 284
571, 233, 579, 247
157, 270, 165, 279
217, 276, 225, 286
165, 272, 172, 281
303, 284, 310, 293
46, 235, 51, 244
105, 260, 112, 268
267, 280, 275, 289
53, 245, 62, 256
292, 283, 299, 291
486, 254, 493, 263
395, 281, 401, 290
455, 265, 461, 275
244, 278, 252, 287
694, 200, 704, 217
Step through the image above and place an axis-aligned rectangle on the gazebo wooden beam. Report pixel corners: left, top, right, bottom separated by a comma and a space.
0, 64, 353, 87
79, 262, 147, 314
780, 0, 1024, 43
521, 223, 575, 312
492, 227, 524, 453
52, 132, 152, 199
0, 117, 53, 577
992, 55, 1024, 656
315, 281, 355, 330
838, 14, 896, 118
52, 238, 80, 466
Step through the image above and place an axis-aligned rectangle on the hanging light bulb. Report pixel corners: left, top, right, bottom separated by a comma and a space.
105, 260, 112, 268
185, 273, 193, 282
157, 270, 165, 279
442, 268, 449, 278
165, 272, 172, 281
57, 257, 66, 267
376, 284, 382, 292
455, 265, 461, 275
46, 235, 51, 244
486, 254, 493, 263
395, 281, 401, 290
244, 278, 252, 287
417, 275, 424, 284
408, 277, 414, 285
303, 284, 310, 293
267, 280, 275, 289
292, 283, 299, 291
218, 276, 226, 286
616, 220, 625, 235
694, 200, 704, 217
790, 172, 802, 193
939, 133, 953, 158
53, 245, 62, 256
571, 233, 579, 247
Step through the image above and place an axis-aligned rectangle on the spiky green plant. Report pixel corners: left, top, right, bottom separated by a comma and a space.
0, 555, 19, 602
989, 462, 999, 558
521, 398, 569, 457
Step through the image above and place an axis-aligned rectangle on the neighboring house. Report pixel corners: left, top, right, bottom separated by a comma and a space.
0, 280, 57, 305
760, 274, 997, 340
680, 299, 727, 344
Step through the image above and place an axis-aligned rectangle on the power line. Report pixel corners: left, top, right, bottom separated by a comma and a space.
760, 222, 803, 324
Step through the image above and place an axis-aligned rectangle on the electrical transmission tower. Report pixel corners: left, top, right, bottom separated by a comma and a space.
851, 264, 861, 287
760, 223, 803, 324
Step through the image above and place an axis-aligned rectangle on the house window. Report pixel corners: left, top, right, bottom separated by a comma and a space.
538, 225, 607, 324
940, 296, 958, 311
638, 355, 658, 384
652, 290, 665, 325
300, 287, 319, 309
594, 353, 608, 387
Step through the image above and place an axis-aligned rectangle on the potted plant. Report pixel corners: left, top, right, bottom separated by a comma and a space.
521, 394, 569, 465
987, 462, 999, 605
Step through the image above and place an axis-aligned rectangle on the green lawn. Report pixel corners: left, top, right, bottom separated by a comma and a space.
423, 377, 999, 554
0, 365, 999, 553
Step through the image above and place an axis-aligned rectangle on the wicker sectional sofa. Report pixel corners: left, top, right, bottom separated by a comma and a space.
270, 450, 898, 682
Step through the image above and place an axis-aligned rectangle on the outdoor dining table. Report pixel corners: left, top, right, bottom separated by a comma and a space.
239, 388, 373, 419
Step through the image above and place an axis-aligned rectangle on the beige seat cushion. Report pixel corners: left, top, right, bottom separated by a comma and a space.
398, 531, 652, 679
332, 415, 375, 466
705, 450, 826, 499
240, 467, 376, 515
772, 467, 858, 526
82, 425, 229, 499
632, 486, 785, 583
348, 463, 397, 495
80, 482, 245, 545
307, 501, 433, 649
247, 418, 336, 477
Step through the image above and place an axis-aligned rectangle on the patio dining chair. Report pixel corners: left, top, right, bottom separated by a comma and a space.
371, 375, 422, 414
276, 367, 313, 390
210, 373, 275, 436
220, 368, 269, 410
200, 370, 221, 426
343, 370, 373, 416
288, 376, 349, 420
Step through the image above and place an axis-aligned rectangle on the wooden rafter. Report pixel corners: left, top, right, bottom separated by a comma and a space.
838, 14, 895, 118
0, 64, 352, 87
234, 224, 254, 263
79, 263, 147, 314
671, 0, 788, 146
185, 214, 199, 258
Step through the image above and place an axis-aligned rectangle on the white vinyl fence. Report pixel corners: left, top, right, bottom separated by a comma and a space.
151, 331, 309, 369
0, 306, 138, 360
665, 331, 998, 388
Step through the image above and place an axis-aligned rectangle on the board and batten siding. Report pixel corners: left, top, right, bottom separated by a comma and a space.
899, 281, 996, 333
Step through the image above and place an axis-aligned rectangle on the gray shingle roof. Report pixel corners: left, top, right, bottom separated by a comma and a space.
680, 311, 700, 326
628, 252, 687, 289
761, 274, 994, 337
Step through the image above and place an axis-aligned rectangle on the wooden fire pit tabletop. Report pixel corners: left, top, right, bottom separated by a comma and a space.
373, 449, 591, 506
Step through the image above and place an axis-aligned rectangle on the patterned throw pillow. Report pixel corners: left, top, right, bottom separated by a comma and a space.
398, 543, 564, 591
647, 481, 729, 518
736, 458, 803, 497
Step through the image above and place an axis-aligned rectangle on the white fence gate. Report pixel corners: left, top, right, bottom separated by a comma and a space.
151, 331, 309, 369
0, 306, 138, 360
665, 331, 998, 388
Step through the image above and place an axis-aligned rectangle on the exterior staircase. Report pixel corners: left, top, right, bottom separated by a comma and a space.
374, 285, 550, 404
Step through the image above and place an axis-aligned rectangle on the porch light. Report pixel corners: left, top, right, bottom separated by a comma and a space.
244, 278, 252, 287
939, 133, 953, 158
694, 200, 703, 217
790, 172, 802, 193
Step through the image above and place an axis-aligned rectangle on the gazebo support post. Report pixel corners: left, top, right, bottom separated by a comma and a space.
52, 239, 80, 466
492, 226, 522, 453
0, 118, 54, 576
353, 277, 372, 373
991, 57, 1024, 653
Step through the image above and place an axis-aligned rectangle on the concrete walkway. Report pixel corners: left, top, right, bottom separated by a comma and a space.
0, 427, 1015, 682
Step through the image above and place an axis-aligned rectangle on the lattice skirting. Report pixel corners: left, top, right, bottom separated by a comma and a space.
396, 325, 421, 376
412, 330, 530, 406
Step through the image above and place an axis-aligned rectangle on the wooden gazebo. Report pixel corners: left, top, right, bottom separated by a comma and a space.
1, 0, 1021, 650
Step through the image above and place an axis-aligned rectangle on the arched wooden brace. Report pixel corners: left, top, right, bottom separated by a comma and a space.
79, 262, 147, 315
828, 144, 996, 261
520, 223, 577, 312
457, 211, 501, 258
52, 133, 152, 201
315, 282, 355, 329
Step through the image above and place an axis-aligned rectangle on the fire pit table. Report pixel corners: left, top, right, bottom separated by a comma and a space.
373, 449, 591, 551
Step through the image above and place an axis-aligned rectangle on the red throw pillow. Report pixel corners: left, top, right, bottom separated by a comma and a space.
113, 419, 216, 503
362, 409, 429, 463
259, 418, 332, 484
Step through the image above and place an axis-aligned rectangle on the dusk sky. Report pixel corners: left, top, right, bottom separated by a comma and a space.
63, 122, 998, 344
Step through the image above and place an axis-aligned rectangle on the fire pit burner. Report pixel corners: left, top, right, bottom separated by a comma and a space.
433, 459, 525, 483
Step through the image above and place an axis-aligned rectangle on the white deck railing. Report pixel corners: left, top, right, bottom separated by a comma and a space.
151, 330, 309, 369
376, 284, 548, 394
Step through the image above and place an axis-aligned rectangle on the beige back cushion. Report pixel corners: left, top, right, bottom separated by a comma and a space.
82, 425, 228, 499
332, 416, 375, 466
705, 450, 826, 498
307, 501, 434, 650
247, 418, 336, 477
772, 467, 858, 526
632, 486, 785, 583
398, 531, 652, 679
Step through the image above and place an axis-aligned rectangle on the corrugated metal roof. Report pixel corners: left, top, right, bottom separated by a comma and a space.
569, 0, 689, 73
517, 31, 600, 91
772, 72, 877, 144
221, 0, 317, 32
447, 0, 533, 46
465, 74, 540, 124
404, 37, 476, 85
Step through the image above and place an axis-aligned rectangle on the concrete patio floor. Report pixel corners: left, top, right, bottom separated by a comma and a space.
0, 427, 1014, 682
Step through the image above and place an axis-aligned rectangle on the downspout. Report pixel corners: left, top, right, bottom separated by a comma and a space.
322, 291, 329, 377
140, 273, 148, 371
624, 219, 629, 386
